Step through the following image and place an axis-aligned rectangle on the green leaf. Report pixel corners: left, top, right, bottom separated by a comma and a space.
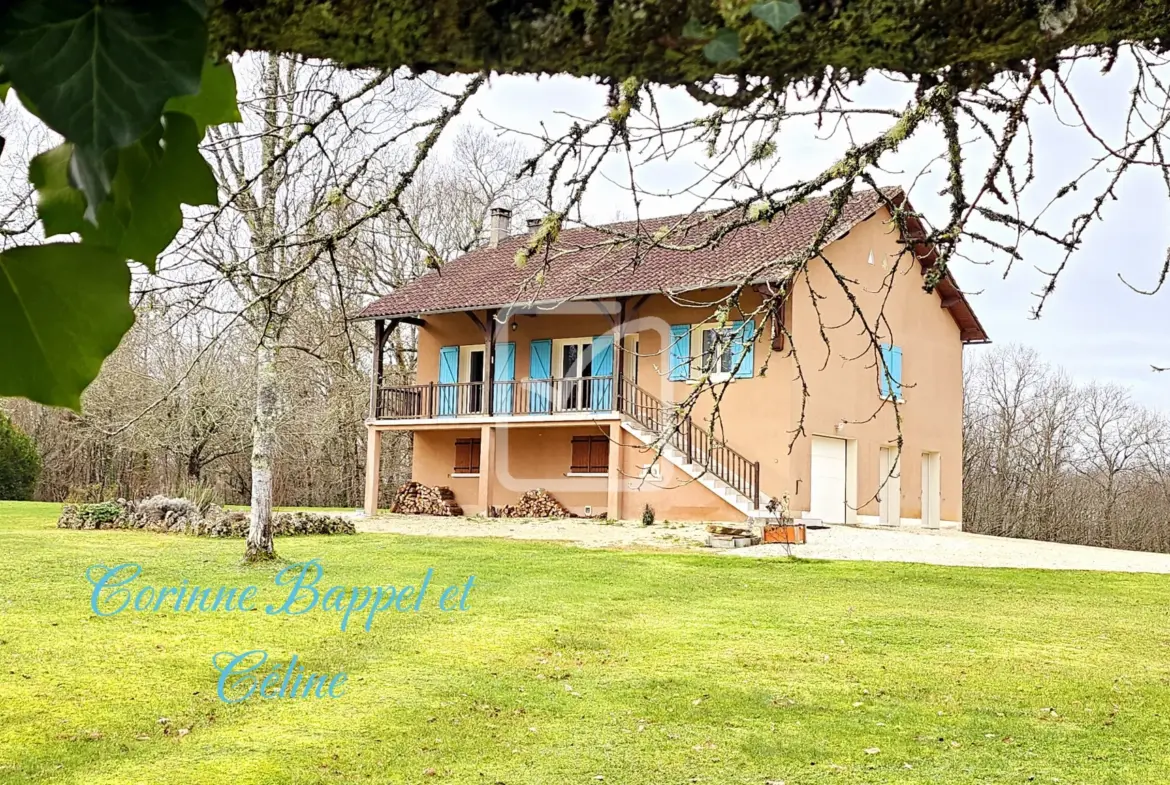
119, 112, 218, 269
31, 117, 217, 271
29, 143, 126, 248
165, 60, 241, 134
751, 0, 802, 33
0, 0, 207, 206
703, 28, 741, 64
0, 0, 206, 151
682, 18, 712, 40
28, 144, 88, 238
0, 243, 134, 410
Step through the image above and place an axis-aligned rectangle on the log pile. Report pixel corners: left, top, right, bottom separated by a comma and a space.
390, 481, 463, 516
495, 489, 574, 519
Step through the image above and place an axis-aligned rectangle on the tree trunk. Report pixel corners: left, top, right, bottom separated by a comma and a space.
243, 55, 283, 563
245, 339, 278, 562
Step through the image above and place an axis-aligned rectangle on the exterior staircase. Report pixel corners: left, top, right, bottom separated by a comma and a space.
618, 379, 774, 520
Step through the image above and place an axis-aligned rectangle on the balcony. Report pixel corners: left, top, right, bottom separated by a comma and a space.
373, 376, 618, 421
371, 375, 762, 510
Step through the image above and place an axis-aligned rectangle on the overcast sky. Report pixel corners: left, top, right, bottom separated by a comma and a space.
439, 61, 1170, 409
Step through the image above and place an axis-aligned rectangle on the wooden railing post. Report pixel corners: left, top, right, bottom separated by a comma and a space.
428, 381, 436, 418
753, 462, 761, 510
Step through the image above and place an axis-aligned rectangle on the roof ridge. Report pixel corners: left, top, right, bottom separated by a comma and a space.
513, 185, 905, 242
359, 185, 914, 322
475, 186, 905, 259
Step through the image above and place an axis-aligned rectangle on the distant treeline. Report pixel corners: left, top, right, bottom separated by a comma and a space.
964, 345, 1170, 553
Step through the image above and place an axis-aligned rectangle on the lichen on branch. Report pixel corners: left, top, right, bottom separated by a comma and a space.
208, 0, 1168, 86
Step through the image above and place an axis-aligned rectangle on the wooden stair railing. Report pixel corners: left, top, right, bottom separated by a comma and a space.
618, 378, 761, 511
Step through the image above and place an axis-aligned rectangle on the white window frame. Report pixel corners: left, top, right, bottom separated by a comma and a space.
552, 337, 594, 379
623, 334, 639, 385
457, 343, 486, 384
691, 322, 737, 384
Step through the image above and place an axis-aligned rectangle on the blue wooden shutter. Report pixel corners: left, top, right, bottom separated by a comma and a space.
878, 343, 892, 399
529, 339, 552, 414
731, 320, 755, 379
669, 325, 691, 381
891, 345, 903, 400
438, 346, 459, 416
591, 335, 614, 410
493, 342, 516, 414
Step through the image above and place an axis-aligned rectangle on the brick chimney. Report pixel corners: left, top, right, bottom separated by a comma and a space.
488, 207, 512, 248
526, 218, 542, 232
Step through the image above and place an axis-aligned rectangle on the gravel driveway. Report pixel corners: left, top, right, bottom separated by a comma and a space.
733, 524, 1170, 573
358, 514, 709, 549
358, 514, 1170, 573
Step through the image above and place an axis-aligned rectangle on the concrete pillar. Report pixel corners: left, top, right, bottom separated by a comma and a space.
363, 427, 383, 517
607, 422, 622, 520
478, 425, 496, 515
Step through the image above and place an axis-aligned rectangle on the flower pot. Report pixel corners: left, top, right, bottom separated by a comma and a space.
763, 520, 805, 545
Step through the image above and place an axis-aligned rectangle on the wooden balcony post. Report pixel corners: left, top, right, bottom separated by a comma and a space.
428, 381, 436, 418
614, 298, 626, 412
369, 319, 384, 419
484, 308, 496, 417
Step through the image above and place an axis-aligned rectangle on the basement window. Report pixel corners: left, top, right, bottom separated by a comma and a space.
453, 438, 481, 475
570, 435, 609, 474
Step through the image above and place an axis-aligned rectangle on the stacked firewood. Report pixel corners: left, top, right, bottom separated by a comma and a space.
495, 489, 574, 519
390, 482, 463, 516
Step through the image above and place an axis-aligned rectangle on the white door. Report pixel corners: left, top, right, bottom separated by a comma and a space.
921, 451, 941, 529
879, 446, 901, 526
809, 436, 848, 524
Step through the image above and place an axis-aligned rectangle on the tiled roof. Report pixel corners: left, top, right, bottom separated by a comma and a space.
357, 187, 988, 343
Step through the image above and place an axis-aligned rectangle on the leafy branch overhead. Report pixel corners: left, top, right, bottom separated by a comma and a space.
0, 0, 1162, 411
0, 0, 239, 409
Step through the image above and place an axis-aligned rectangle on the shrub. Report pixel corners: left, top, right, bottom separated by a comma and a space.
58, 501, 128, 529
641, 503, 655, 527
0, 414, 41, 500
173, 480, 220, 516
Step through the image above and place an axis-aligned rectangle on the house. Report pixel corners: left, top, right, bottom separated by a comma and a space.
355, 187, 988, 527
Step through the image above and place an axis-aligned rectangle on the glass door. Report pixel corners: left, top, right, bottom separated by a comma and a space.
556, 340, 593, 411
462, 348, 485, 414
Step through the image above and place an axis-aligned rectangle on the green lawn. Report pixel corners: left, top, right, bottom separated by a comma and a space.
1, 501, 1168, 784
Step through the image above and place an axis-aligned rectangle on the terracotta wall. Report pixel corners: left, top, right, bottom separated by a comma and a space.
405, 206, 965, 524
616, 428, 743, 523
412, 424, 610, 516
785, 209, 964, 523
411, 427, 481, 509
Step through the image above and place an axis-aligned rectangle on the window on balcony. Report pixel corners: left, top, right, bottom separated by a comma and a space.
554, 338, 594, 411
460, 346, 486, 413
453, 438, 481, 475
570, 435, 609, 474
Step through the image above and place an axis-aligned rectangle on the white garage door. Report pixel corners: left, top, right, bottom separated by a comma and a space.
809, 436, 847, 524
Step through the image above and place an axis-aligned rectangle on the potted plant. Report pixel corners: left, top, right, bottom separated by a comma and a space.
762, 494, 805, 545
